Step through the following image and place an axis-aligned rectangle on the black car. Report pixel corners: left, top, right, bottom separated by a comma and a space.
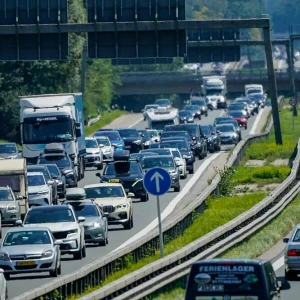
137, 129, 151, 149
200, 125, 215, 153
190, 98, 208, 117
40, 164, 67, 198
214, 116, 234, 126
164, 124, 207, 160
184, 105, 201, 120
178, 110, 194, 123
218, 119, 242, 141
129, 152, 158, 162
27, 165, 58, 204
117, 128, 143, 153
208, 125, 221, 151
99, 160, 148, 201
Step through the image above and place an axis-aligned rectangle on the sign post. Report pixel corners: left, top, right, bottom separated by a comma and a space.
143, 167, 171, 258
289, 97, 298, 129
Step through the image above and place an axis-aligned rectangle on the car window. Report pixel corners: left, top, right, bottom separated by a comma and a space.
217, 125, 235, 132
143, 157, 174, 169
3, 230, 51, 246
0, 144, 17, 153
28, 167, 50, 181
86, 139, 98, 148
38, 156, 71, 168
104, 163, 141, 175
292, 229, 300, 241
46, 165, 60, 177
0, 188, 13, 201
28, 175, 45, 186
72, 205, 100, 217
24, 208, 75, 223
85, 186, 125, 198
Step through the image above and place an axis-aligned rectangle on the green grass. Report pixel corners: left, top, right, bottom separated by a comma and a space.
231, 165, 291, 185
66, 193, 266, 299
84, 109, 128, 136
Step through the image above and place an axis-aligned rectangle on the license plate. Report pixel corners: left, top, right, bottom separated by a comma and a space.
108, 179, 120, 183
17, 261, 35, 266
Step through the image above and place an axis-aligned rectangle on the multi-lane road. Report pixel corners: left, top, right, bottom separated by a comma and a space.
6, 108, 263, 299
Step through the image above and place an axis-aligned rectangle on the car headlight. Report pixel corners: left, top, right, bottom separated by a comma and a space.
42, 250, 53, 258
133, 140, 141, 144
232, 133, 238, 138
0, 253, 9, 261
197, 111, 200, 114
144, 141, 150, 146
65, 171, 74, 178
202, 106, 206, 110
117, 203, 129, 209
38, 190, 50, 195
7, 204, 17, 211
182, 155, 191, 159
89, 222, 102, 229
67, 229, 78, 235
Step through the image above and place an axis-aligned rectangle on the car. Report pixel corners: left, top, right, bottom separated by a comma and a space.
235, 97, 258, 115
146, 129, 161, 143
190, 98, 208, 117
208, 125, 221, 151
142, 104, 159, 120
37, 151, 78, 188
218, 119, 242, 141
0, 227, 61, 279
148, 143, 160, 149
0, 186, 21, 225
84, 183, 133, 230
0, 268, 7, 299
185, 259, 281, 300
129, 152, 158, 163
21, 205, 86, 260
140, 148, 173, 157
154, 99, 172, 109
137, 129, 152, 149
214, 116, 234, 126
27, 172, 53, 207
248, 93, 266, 109
94, 135, 114, 162
142, 155, 181, 192
94, 130, 124, 151
161, 131, 192, 145
216, 123, 239, 145
85, 137, 103, 170
98, 160, 148, 201
178, 110, 194, 123
184, 104, 201, 120
117, 128, 143, 153
27, 165, 58, 204
40, 164, 67, 199
200, 125, 215, 153
227, 111, 248, 129
169, 148, 187, 179
228, 103, 249, 118
0, 143, 21, 159
64, 188, 108, 246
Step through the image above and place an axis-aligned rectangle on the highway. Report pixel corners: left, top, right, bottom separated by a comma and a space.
5, 108, 261, 299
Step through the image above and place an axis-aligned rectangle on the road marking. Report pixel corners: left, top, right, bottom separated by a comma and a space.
129, 117, 144, 128
113, 153, 222, 252
249, 108, 264, 135
272, 256, 284, 271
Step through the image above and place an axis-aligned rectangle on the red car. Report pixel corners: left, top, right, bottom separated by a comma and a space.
228, 111, 248, 129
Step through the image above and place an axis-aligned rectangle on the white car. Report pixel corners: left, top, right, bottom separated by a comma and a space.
21, 205, 86, 260
84, 183, 133, 230
146, 129, 160, 144
85, 137, 103, 170
0, 268, 7, 299
27, 172, 53, 207
142, 104, 159, 120
169, 148, 187, 179
94, 135, 114, 162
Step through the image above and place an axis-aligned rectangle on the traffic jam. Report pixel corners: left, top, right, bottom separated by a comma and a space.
0, 80, 267, 295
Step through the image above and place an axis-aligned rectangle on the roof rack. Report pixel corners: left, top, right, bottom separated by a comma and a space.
44, 143, 66, 154
65, 188, 86, 200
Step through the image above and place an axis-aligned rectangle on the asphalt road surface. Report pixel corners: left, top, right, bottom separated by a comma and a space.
6, 107, 260, 299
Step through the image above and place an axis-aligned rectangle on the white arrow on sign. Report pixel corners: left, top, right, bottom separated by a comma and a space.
151, 171, 164, 193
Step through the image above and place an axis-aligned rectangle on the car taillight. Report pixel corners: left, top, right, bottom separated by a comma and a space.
242, 118, 247, 122
287, 250, 300, 256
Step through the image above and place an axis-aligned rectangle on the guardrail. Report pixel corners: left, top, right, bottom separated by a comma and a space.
15, 97, 284, 300
87, 115, 101, 127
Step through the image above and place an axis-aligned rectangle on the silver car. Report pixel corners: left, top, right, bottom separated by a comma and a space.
0, 268, 7, 299
0, 227, 61, 279
284, 224, 300, 280
0, 143, 21, 159
0, 186, 21, 225
216, 123, 239, 145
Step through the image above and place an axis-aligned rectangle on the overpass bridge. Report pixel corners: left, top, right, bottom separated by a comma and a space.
115, 69, 300, 95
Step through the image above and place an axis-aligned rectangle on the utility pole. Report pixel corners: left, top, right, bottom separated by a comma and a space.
263, 25, 283, 145
81, 42, 88, 95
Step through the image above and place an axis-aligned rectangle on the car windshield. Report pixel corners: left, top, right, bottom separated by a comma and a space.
24, 208, 75, 224
184, 105, 198, 111
145, 105, 158, 110
0, 189, 13, 201
141, 149, 170, 155
28, 175, 45, 186
72, 204, 100, 217
249, 94, 264, 100
247, 89, 262, 95
95, 131, 120, 141
118, 129, 139, 138
171, 150, 181, 158
3, 230, 51, 246
46, 165, 60, 177
201, 126, 210, 135
191, 100, 205, 106
95, 137, 110, 146
0, 144, 17, 154
217, 125, 235, 132
229, 111, 244, 118
155, 99, 170, 106
85, 186, 125, 198
86, 139, 98, 148
161, 141, 188, 151
38, 155, 71, 168
215, 117, 233, 124
104, 163, 141, 175
179, 111, 192, 117
28, 167, 50, 181
143, 157, 174, 169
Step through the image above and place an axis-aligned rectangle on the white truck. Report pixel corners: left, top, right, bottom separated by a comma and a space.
201, 76, 227, 109
147, 107, 179, 131
19, 93, 86, 180
245, 84, 264, 97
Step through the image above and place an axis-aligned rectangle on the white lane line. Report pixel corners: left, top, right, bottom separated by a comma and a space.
129, 117, 144, 128
113, 153, 222, 252
249, 108, 264, 135
272, 256, 284, 271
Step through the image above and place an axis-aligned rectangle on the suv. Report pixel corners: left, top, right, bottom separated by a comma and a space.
185, 259, 281, 300
22, 205, 86, 260
85, 137, 103, 170
117, 128, 143, 153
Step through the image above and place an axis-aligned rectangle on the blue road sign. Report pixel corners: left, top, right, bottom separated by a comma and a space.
143, 167, 172, 196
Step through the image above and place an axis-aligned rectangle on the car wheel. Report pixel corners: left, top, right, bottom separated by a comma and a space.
124, 216, 133, 230
58, 262, 62, 275
4, 273, 9, 280
97, 162, 103, 170
285, 269, 296, 280
189, 167, 194, 174
209, 146, 214, 153
73, 246, 83, 260
184, 172, 188, 179
198, 116, 201, 120
205, 112, 208, 117
245, 126, 248, 130
174, 184, 181, 192
140, 194, 148, 202
5, 286, 8, 300
50, 265, 59, 277
82, 245, 86, 258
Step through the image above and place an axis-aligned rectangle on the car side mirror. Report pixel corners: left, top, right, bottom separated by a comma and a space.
216, 130, 221, 134
76, 128, 81, 138
15, 220, 23, 226
283, 238, 289, 243
176, 162, 181, 167
47, 180, 54, 185
78, 216, 85, 223
54, 239, 63, 245
128, 192, 135, 197
96, 172, 102, 178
